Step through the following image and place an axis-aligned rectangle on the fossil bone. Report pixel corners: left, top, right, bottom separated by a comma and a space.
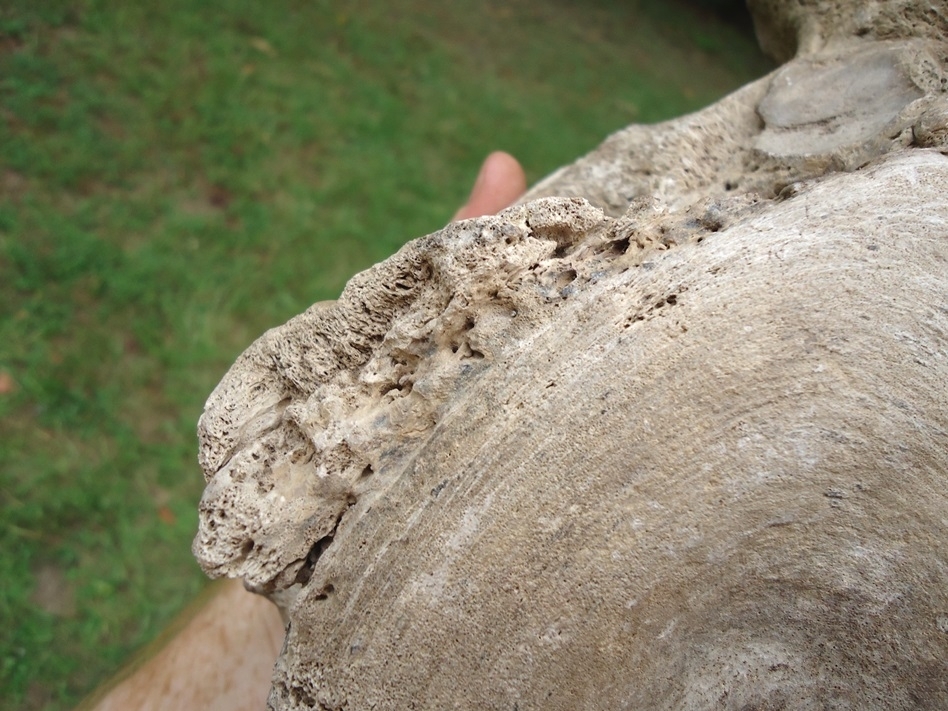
194, 1, 948, 708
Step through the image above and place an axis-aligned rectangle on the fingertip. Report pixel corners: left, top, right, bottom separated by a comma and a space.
482, 151, 527, 201
453, 151, 527, 221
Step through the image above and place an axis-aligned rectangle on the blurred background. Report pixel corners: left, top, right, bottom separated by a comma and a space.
0, 0, 771, 708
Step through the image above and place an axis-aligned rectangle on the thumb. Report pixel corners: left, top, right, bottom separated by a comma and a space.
452, 152, 527, 221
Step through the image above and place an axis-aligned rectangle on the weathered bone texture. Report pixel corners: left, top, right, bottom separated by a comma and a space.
194, 1, 948, 708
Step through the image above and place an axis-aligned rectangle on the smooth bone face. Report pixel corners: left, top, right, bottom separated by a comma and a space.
194, 2, 948, 709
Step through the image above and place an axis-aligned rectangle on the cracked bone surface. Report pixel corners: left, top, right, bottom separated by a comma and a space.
194, 1, 948, 708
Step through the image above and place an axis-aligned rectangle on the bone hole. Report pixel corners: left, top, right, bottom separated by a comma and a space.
555, 269, 577, 289
314, 583, 336, 601
609, 237, 631, 255
295, 535, 333, 586
553, 240, 572, 258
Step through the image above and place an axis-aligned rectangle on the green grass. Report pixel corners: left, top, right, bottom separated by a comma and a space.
0, 0, 772, 707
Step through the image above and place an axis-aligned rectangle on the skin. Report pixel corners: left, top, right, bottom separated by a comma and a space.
78, 579, 285, 711
78, 152, 526, 711
452, 151, 526, 221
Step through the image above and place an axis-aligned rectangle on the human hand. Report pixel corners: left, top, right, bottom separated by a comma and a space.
452, 151, 526, 221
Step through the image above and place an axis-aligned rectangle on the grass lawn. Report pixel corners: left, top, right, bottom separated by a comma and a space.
0, 0, 772, 707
